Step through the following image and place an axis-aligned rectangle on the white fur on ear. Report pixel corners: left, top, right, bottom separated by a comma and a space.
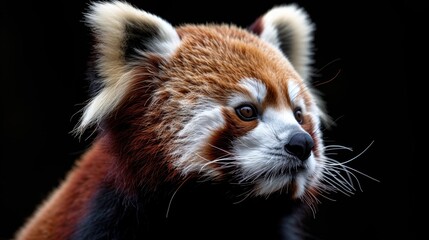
76, 1, 181, 134
250, 4, 314, 81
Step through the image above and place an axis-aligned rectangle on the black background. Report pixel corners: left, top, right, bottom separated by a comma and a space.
1, 0, 419, 239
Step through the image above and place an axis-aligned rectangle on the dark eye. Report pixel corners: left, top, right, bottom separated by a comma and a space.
294, 107, 304, 124
235, 104, 258, 121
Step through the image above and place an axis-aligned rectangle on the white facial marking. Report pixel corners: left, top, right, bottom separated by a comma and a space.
172, 102, 225, 177
229, 78, 267, 106
171, 77, 323, 199
287, 80, 300, 102
287, 80, 307, 112
234, 105, 319, 198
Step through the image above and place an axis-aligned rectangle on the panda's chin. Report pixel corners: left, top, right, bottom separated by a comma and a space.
254, 173, 308, 198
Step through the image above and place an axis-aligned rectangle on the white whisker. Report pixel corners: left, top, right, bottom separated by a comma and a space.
317, 140, 379, 201
234, 188, 257, 204
166, 177, 189, 219
323, 144, 353, 151
321, 175, 354, 196
312, 186, 337, 202
208, 143, 233, 155
325, 164, 356, 189
323, 168, 355, 192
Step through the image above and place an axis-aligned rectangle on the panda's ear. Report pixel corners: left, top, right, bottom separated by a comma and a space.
84, 0, 181, 81
76, 1, 180, 134
249, 4, 314, 81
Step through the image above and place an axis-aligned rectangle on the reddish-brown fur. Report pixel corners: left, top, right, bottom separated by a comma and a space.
15, 140, 110, 239
16, 16, 318, 240
169, 25, 298, 108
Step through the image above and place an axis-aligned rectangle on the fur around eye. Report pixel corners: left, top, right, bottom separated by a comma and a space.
235, 104, 258, 121
294, 107, 304, 124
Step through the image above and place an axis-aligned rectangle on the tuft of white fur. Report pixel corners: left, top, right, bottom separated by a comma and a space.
76, 1, 181, 134
228, 78, 267, 107
259, 4, 314, 81
172, 102, 226, 177
233, 106, 319, 197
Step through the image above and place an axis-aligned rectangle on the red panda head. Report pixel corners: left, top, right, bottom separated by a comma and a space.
76, 1, 329, 200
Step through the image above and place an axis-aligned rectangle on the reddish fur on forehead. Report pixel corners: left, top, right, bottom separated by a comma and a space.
162, 24, 299, 107
92, 24, 317, 191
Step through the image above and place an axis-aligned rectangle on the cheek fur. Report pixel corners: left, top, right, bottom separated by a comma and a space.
203, 107, 258, 164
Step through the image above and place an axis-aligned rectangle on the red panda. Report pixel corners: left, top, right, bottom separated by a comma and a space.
14, 1, 348, 239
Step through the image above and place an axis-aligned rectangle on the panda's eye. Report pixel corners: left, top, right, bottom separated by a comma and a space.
236, 104, 258, 121
294, 107, 304, 124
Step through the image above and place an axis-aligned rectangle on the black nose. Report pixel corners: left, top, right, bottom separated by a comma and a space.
284, 133, 314, 161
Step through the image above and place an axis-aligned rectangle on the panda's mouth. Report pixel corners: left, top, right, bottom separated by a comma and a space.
256, 162, 307, 179
251, 173, 308, 197
230, 159, 309, 197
